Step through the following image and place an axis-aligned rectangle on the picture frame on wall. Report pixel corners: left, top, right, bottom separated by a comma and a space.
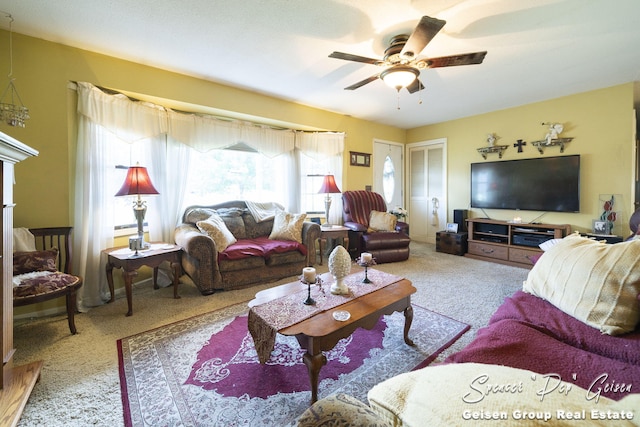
592, 219, 610, 235
446, 223, 459, 233
350, 151, 371, 167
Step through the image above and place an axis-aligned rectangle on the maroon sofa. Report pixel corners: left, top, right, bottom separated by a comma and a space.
341, 190, 410, 263
445, 289, 640, 401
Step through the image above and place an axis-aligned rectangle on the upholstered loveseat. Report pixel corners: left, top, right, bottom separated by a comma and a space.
174, 201, 320, 295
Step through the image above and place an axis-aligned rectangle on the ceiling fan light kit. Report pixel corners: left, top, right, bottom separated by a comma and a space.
381, 66, 419, 90
329, 15, 486, 97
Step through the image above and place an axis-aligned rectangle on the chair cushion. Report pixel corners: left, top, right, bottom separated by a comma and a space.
13, 271, 82, 300
13, 248, 59, 275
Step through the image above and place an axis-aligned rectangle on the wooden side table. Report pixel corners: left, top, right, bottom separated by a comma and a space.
104, 243, 182, 316
318, 225, 350, 265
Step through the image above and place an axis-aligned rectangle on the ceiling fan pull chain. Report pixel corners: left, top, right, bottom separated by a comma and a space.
397, 91, 401, 110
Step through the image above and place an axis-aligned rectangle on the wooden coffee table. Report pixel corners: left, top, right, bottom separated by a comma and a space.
248, 271, 416, 403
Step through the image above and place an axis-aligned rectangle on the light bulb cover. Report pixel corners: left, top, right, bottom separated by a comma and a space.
381, 66, 419, 90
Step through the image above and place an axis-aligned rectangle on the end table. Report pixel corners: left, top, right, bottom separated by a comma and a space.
318, 225, 350, 265
104, 243, 182, 316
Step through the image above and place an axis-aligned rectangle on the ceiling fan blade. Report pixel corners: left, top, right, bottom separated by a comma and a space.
406, 77, 425, 94
426, 51, 488, 68
344, 74, 380, 90
329, 51, 382, 65
400, 16, 446, 59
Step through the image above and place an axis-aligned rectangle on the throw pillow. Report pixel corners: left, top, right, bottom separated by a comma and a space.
523, 233, 640, 335
196, 213, 237, 252
368, 210, 397, 232
13, 248, 59, 275
269, 210, 306, 243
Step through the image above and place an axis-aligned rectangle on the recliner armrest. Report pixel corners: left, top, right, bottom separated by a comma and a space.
343, 221, 367, 232
396, 221, 409, 235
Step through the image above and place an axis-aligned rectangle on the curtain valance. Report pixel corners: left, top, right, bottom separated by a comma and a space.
76, 82, 343, 157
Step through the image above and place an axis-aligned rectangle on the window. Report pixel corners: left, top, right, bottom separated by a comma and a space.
299, 152, 334, 215
182, 146, 289, 208
112, 137, 154, 231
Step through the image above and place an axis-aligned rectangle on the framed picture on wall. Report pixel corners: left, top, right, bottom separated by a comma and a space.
350, 151, 370, 167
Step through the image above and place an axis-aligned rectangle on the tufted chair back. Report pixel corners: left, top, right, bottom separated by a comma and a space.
342, 190, 387, 227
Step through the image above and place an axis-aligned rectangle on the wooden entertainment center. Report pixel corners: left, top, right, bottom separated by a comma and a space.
465, 218, 571, 268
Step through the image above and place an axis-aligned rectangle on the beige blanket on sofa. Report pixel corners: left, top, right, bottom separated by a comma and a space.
368, 363, 639, 426
245, 201, 284, 222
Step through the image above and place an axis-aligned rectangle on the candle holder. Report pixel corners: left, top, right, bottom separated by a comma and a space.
299, 276, 323, 305
356, 256, 376, 283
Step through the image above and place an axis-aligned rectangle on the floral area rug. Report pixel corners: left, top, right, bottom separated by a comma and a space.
118, 302, 469, 426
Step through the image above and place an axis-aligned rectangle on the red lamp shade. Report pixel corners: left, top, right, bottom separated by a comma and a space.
317, 174, 341, 194
115, 165, 159, 196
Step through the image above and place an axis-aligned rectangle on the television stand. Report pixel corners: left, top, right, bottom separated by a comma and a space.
465, 218, 571, 269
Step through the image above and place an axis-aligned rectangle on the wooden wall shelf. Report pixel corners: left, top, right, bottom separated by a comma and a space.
476, 145, 508, 159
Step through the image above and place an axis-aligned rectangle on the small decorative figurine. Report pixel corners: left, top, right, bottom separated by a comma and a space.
328, 245, 351, 295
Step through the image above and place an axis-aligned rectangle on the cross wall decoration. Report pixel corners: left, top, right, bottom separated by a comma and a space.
513, 139, 526, 153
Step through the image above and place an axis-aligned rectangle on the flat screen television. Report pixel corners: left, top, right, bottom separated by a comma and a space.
470, 155, 580, 212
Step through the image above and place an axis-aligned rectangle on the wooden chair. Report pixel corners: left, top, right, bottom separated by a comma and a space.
13, 227, 83, 334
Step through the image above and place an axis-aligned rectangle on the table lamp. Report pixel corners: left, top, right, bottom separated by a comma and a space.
318, 174, 341, 228
115, 163, 159, 252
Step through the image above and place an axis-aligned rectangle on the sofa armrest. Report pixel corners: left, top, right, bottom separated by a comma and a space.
301, 221, 321, 266
174, 223, 220, 295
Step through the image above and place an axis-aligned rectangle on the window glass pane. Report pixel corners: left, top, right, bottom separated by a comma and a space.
299, 152, 333, 214
382, 155, 395, 203
182, 148, 287, 208
113, 138, 152, 229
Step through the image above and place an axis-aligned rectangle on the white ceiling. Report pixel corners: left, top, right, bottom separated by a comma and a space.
1, 0, 640, 129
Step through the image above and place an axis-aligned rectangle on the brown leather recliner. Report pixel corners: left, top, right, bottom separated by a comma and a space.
342, 190, 410, 263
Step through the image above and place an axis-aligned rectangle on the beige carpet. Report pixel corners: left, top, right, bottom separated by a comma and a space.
13, 242, 528, 427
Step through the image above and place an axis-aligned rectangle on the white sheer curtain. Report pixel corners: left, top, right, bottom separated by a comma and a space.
73, 82, 343, 308
295, 132, 345, 224
74, 82, 170, 308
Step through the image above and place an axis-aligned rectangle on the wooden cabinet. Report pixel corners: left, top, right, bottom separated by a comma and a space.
436, 231, 468, 255
465, 218, 571, 268
0, 131, 39, 426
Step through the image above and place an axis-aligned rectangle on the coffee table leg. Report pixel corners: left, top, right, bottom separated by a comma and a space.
403, 305, 415, 346
303, 351, 327, 404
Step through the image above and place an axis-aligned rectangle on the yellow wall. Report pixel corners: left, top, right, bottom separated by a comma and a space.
1, 31, 636, 317
408, 83, 636, 236
0, 31, 404, 230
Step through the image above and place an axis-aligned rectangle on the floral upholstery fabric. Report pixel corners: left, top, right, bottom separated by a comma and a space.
13, 248, 59, 275
13, 271, 82, 300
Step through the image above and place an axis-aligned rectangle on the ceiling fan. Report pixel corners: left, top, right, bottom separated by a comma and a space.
329, 15, 487, 93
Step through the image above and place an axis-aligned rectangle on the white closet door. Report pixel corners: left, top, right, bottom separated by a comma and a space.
408, 139, 447, 243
